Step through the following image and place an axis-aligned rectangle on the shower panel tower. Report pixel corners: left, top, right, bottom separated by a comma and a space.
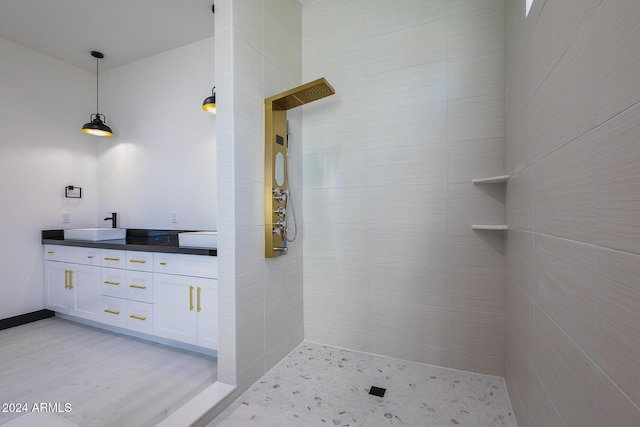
264, 78, 335, 258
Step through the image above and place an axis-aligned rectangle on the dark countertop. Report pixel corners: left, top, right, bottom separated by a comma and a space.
42, 229, 217, 256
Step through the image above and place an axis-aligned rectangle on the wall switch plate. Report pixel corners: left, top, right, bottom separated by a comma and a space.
62, 213, 71, 224
171, 211, 178, 223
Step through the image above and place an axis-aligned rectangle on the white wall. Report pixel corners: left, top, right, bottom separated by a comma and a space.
505, 0, 640, 425
302, 0, 506, 375
97, 37, 217, 230
0, 38, 98, 319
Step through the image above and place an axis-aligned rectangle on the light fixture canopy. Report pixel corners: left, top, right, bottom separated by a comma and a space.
202, 86, 216, 114
82, 50, 113, 137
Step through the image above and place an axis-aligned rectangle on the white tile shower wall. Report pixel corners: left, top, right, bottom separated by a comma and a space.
302, 0, 505, 376
505, 0, 640, 426
213, 0, 305, 407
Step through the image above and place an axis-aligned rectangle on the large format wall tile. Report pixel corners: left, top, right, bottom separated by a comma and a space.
506, 166, 533, 231
597, 0, 640, 123
449, 309, 505, 359
367, 184, 447, 226
448, 138, 504, 184
534, 235, 597, 359
449, 266, 505, 314
534, 129, 597, 244
533, 0, 599, 89
505, 229, 534, 297
597, 103, 640, 255
598, 369, 640, 427
597, 248, 640, 408
533, 306, 598, 427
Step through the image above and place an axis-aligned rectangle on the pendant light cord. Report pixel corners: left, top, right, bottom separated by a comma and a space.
95, 56, 100, 116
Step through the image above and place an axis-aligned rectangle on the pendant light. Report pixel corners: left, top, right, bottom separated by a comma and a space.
82, 51, 113, 137
202, 4, 216, 115
202, 86, 216, 114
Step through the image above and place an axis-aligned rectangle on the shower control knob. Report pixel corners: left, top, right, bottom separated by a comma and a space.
274, 193, 287, 203
272, 227, 281, 235
272, 187, 282, 196
275, 207, 286, 216
276, 219, 286, 229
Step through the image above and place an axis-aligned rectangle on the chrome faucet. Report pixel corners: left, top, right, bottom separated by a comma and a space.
104, 212, 117, 228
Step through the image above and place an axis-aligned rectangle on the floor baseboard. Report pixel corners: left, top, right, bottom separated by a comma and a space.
0, 309, 55, 331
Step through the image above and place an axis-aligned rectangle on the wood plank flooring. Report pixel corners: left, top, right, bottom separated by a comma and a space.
0, 318, 217, 426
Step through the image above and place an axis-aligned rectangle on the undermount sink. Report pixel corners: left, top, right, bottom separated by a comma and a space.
64, 228, 127, 241
178, 231, 217, 249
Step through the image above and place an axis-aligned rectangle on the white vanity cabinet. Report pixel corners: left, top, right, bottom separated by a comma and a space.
45, 245, 101, 322
45, 244, 217, 352
154, 255, 218, 350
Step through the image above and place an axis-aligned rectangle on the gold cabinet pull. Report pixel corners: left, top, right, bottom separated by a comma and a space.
197, 287, 202, 312
129, 259, 147, 264
104, 309, 120, 315
48, 251, 54, 254
87, 255, 94, 259
159, 261, 168, 266
129, 314, 147, 321
67, 270, 74, 289
104, 257, 120, 261
189, 285, 194, 311
129, 284, 147, 289
103, 281, 120, 286
64, 270, 69, 289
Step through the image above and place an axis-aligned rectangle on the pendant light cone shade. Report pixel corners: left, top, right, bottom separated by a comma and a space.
82, 51, 113, 137
82, 114, 113, 136
202, 87, 216, 114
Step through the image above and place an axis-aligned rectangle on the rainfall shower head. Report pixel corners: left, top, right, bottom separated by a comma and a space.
267, 78, 335, 110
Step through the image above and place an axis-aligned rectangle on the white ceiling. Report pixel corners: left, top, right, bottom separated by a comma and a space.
0, 0, 216, 72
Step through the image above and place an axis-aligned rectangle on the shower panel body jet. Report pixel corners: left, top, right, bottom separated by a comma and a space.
264, 78, 335, 258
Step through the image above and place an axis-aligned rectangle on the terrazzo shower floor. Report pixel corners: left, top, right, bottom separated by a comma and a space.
211, 342, 517, 427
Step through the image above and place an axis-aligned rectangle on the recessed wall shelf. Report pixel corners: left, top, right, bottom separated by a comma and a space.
471, 175, 509, 184
471, 225, 509, 230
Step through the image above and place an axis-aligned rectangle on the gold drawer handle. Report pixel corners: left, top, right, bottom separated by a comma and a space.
159, 261, 168, 266
129, 285, 147, 289
129, 259, 147, 264
104, 257, 121, 261
48, 251, 55, 254
104, 309, 120, 315
197, 287, 202, 312
189, 285, 194, 311
104, 281, 120, 286
87, 255, 94, 259
129, 314, 147, 321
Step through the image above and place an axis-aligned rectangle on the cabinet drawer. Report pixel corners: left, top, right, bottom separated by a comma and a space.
153, 253, 217, 278
179, 254, 218, 279
154, 253, 179, 274
101, 296, 127, 328
101, 268, 127, 298
127, 271, 153, 303
101, 249, 126, 269
127, 301, 153, 334
126, 251, 153, 272
45, 245, 100, 265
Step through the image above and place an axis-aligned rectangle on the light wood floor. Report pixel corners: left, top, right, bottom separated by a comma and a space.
0, 317, 217, 427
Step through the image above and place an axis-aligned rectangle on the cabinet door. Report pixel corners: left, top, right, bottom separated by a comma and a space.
153, 273, 197, 345
70, 264, 101, 322
196, 278, 218, 350
45, 261, 71, 313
